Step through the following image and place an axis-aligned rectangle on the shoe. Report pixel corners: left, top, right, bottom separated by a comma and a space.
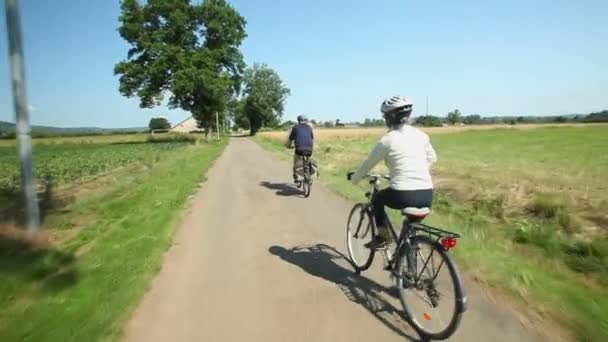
364, 235, 388, 250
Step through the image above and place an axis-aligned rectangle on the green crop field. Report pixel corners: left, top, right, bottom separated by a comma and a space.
0, 142, 187, 191
255, 124, 608, 341
0, 134, 226, 341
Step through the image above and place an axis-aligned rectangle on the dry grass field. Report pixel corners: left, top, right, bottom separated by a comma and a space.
255, 123, 608, 341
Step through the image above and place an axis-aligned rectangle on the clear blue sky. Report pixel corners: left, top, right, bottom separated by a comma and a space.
1, 0, 607, 128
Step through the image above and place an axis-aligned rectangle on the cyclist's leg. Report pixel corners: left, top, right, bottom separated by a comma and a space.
292, 151, 300, 182
368, 188, 434, 249
366, 188, 394, 249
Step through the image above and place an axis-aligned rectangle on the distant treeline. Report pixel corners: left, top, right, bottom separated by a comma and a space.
289, 109, 608, 128
0, 121, 147, 139
411, 110, 608, 127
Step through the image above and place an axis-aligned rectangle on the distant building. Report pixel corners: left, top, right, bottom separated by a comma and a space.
170, 116, 203, 133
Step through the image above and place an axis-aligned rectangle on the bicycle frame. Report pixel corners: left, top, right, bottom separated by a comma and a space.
295, 154, 312, 181
363, 174, 461, 275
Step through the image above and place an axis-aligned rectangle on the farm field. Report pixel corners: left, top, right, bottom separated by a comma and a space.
0, 134, 227, 341
0, 133, 148, 147
0, 134, 200, 224
254, 124, 608, 341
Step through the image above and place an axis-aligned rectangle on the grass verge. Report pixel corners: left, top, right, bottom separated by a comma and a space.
253, 133, 608, 342
0, 139, 227, 342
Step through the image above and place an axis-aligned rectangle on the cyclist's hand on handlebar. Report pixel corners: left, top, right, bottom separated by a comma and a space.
347, 171, 355, 181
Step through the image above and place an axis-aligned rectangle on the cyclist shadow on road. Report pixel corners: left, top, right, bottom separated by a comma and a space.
259, 181, 304, 197
269, 244, 424, 342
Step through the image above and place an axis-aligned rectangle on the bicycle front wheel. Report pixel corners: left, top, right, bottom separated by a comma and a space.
303, 180, 311, 197
395, 235, 466, 340
346, 203, 375, 272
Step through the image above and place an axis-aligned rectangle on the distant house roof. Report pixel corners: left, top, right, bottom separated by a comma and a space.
170, 116, 201, 133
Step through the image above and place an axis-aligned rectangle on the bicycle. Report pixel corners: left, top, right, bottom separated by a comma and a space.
346, 174, 466, 340
294, 154, 314, 198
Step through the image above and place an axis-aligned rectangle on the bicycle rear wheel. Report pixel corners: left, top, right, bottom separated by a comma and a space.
346, 203, 375, 272
395, 235, 466, 340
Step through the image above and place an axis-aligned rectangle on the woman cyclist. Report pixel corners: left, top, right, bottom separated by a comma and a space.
347, 96, 437, 250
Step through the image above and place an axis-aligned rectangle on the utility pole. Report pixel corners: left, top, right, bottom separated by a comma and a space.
5, 0, 40, 232
426, 96, 429, 116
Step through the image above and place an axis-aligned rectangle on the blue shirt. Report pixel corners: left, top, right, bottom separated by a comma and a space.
289, 123, 314, 151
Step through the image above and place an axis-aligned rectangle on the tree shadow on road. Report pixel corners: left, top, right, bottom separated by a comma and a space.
269, 244, 424, 341
259, 181, 304, 197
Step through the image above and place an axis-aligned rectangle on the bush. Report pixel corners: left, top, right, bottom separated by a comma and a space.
563, 239, 608, 276
146, 133, 197, 144
513, 222, 608, 279
526, 193, 579, 233
471, 195, 506, 220
415, 115, 444, 127
512, 223, 562, 257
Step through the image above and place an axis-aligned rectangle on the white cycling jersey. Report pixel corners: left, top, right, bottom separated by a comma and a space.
350, 124, 436, 190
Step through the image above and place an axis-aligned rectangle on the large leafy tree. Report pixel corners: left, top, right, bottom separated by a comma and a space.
447, 109, 462, 125
114, 0, 247, 133
242, 63, 290, 135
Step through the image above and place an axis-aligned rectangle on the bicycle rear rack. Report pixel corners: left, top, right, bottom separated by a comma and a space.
410, 222, 461, 240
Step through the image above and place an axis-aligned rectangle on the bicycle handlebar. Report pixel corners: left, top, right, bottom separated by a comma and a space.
367, 173, 391, 180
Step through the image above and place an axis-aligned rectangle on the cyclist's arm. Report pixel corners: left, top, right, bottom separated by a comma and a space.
425, 135, 437, 164
286, 127, 295, 147
350, 138, 389, 184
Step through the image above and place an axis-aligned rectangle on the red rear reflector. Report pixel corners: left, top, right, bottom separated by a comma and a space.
442, 237, 457, 250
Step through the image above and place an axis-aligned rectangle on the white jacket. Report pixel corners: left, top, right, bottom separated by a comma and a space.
350, 125, 436, 190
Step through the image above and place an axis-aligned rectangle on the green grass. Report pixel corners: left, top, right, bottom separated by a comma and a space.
0, 139, 227, 341
254, 126, 608, 342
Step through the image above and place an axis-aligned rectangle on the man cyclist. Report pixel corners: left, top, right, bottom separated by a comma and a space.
348, 96, 437, 250
287, 115, 314, 184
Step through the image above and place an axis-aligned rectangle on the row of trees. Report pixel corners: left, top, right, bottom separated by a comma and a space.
414, 110, 608, 127
115, 0, 289, 136
298, 109, 608, 129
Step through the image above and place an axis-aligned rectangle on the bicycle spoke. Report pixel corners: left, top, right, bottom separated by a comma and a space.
432, 260, 446, 282
416, 247, 436, 281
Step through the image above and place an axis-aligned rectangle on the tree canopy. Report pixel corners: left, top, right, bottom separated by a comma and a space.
242, 63, 290, 135
415, 115, 444, 127
114, 0, 247, 132
148, 117, 171, 130
447, 109, 462, 125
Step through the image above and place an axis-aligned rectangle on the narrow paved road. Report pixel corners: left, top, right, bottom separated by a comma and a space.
124, 138, 548, 342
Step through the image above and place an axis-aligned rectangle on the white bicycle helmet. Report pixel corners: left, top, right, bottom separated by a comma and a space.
381, 95, 413, 114
381, 96, 413, 127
